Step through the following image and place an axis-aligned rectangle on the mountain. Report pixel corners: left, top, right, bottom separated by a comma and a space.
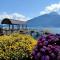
26, 12, 60, 28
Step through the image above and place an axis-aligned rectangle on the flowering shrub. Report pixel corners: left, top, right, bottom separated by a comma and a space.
0, 33, 37, 60
32, 33, 60, 60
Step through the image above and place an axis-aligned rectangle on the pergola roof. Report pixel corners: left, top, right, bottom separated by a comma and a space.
1, 18, 26, 24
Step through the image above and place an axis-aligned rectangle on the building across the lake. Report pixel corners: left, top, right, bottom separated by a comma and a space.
0, 18, 27, 35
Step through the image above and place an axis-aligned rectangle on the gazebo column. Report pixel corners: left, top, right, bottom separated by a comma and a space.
25, 24, 27, 30
9, 24, 10, 33
11, 24, 14, 33
19, 24, 20, 30
17, 24, 20, 31
2, 24, 3, 34
18, 24, 20, 30
0, 24, 3, 35
9, 24, 10, 30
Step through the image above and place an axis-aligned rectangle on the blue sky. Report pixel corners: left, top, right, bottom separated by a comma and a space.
0, 0, 60, 21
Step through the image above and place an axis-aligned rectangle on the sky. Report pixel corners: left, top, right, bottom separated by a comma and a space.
0, 0, 60, 21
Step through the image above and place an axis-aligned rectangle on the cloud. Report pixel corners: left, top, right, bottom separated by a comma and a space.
40, 3, 60, 15
0, 12, 29, 21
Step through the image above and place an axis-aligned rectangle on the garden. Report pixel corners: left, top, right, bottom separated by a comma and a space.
0, 32, 60, 60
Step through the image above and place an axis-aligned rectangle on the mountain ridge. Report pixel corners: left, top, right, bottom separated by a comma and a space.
26, 12, 60, 28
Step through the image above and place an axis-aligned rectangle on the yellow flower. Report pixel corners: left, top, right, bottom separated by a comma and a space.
0, 33, 37, 60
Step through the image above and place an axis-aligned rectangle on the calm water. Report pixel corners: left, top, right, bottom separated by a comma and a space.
0, 24, 60, 34
27, 27, 60, 34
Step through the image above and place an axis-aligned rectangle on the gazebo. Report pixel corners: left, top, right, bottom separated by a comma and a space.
1, 18, 27, 34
